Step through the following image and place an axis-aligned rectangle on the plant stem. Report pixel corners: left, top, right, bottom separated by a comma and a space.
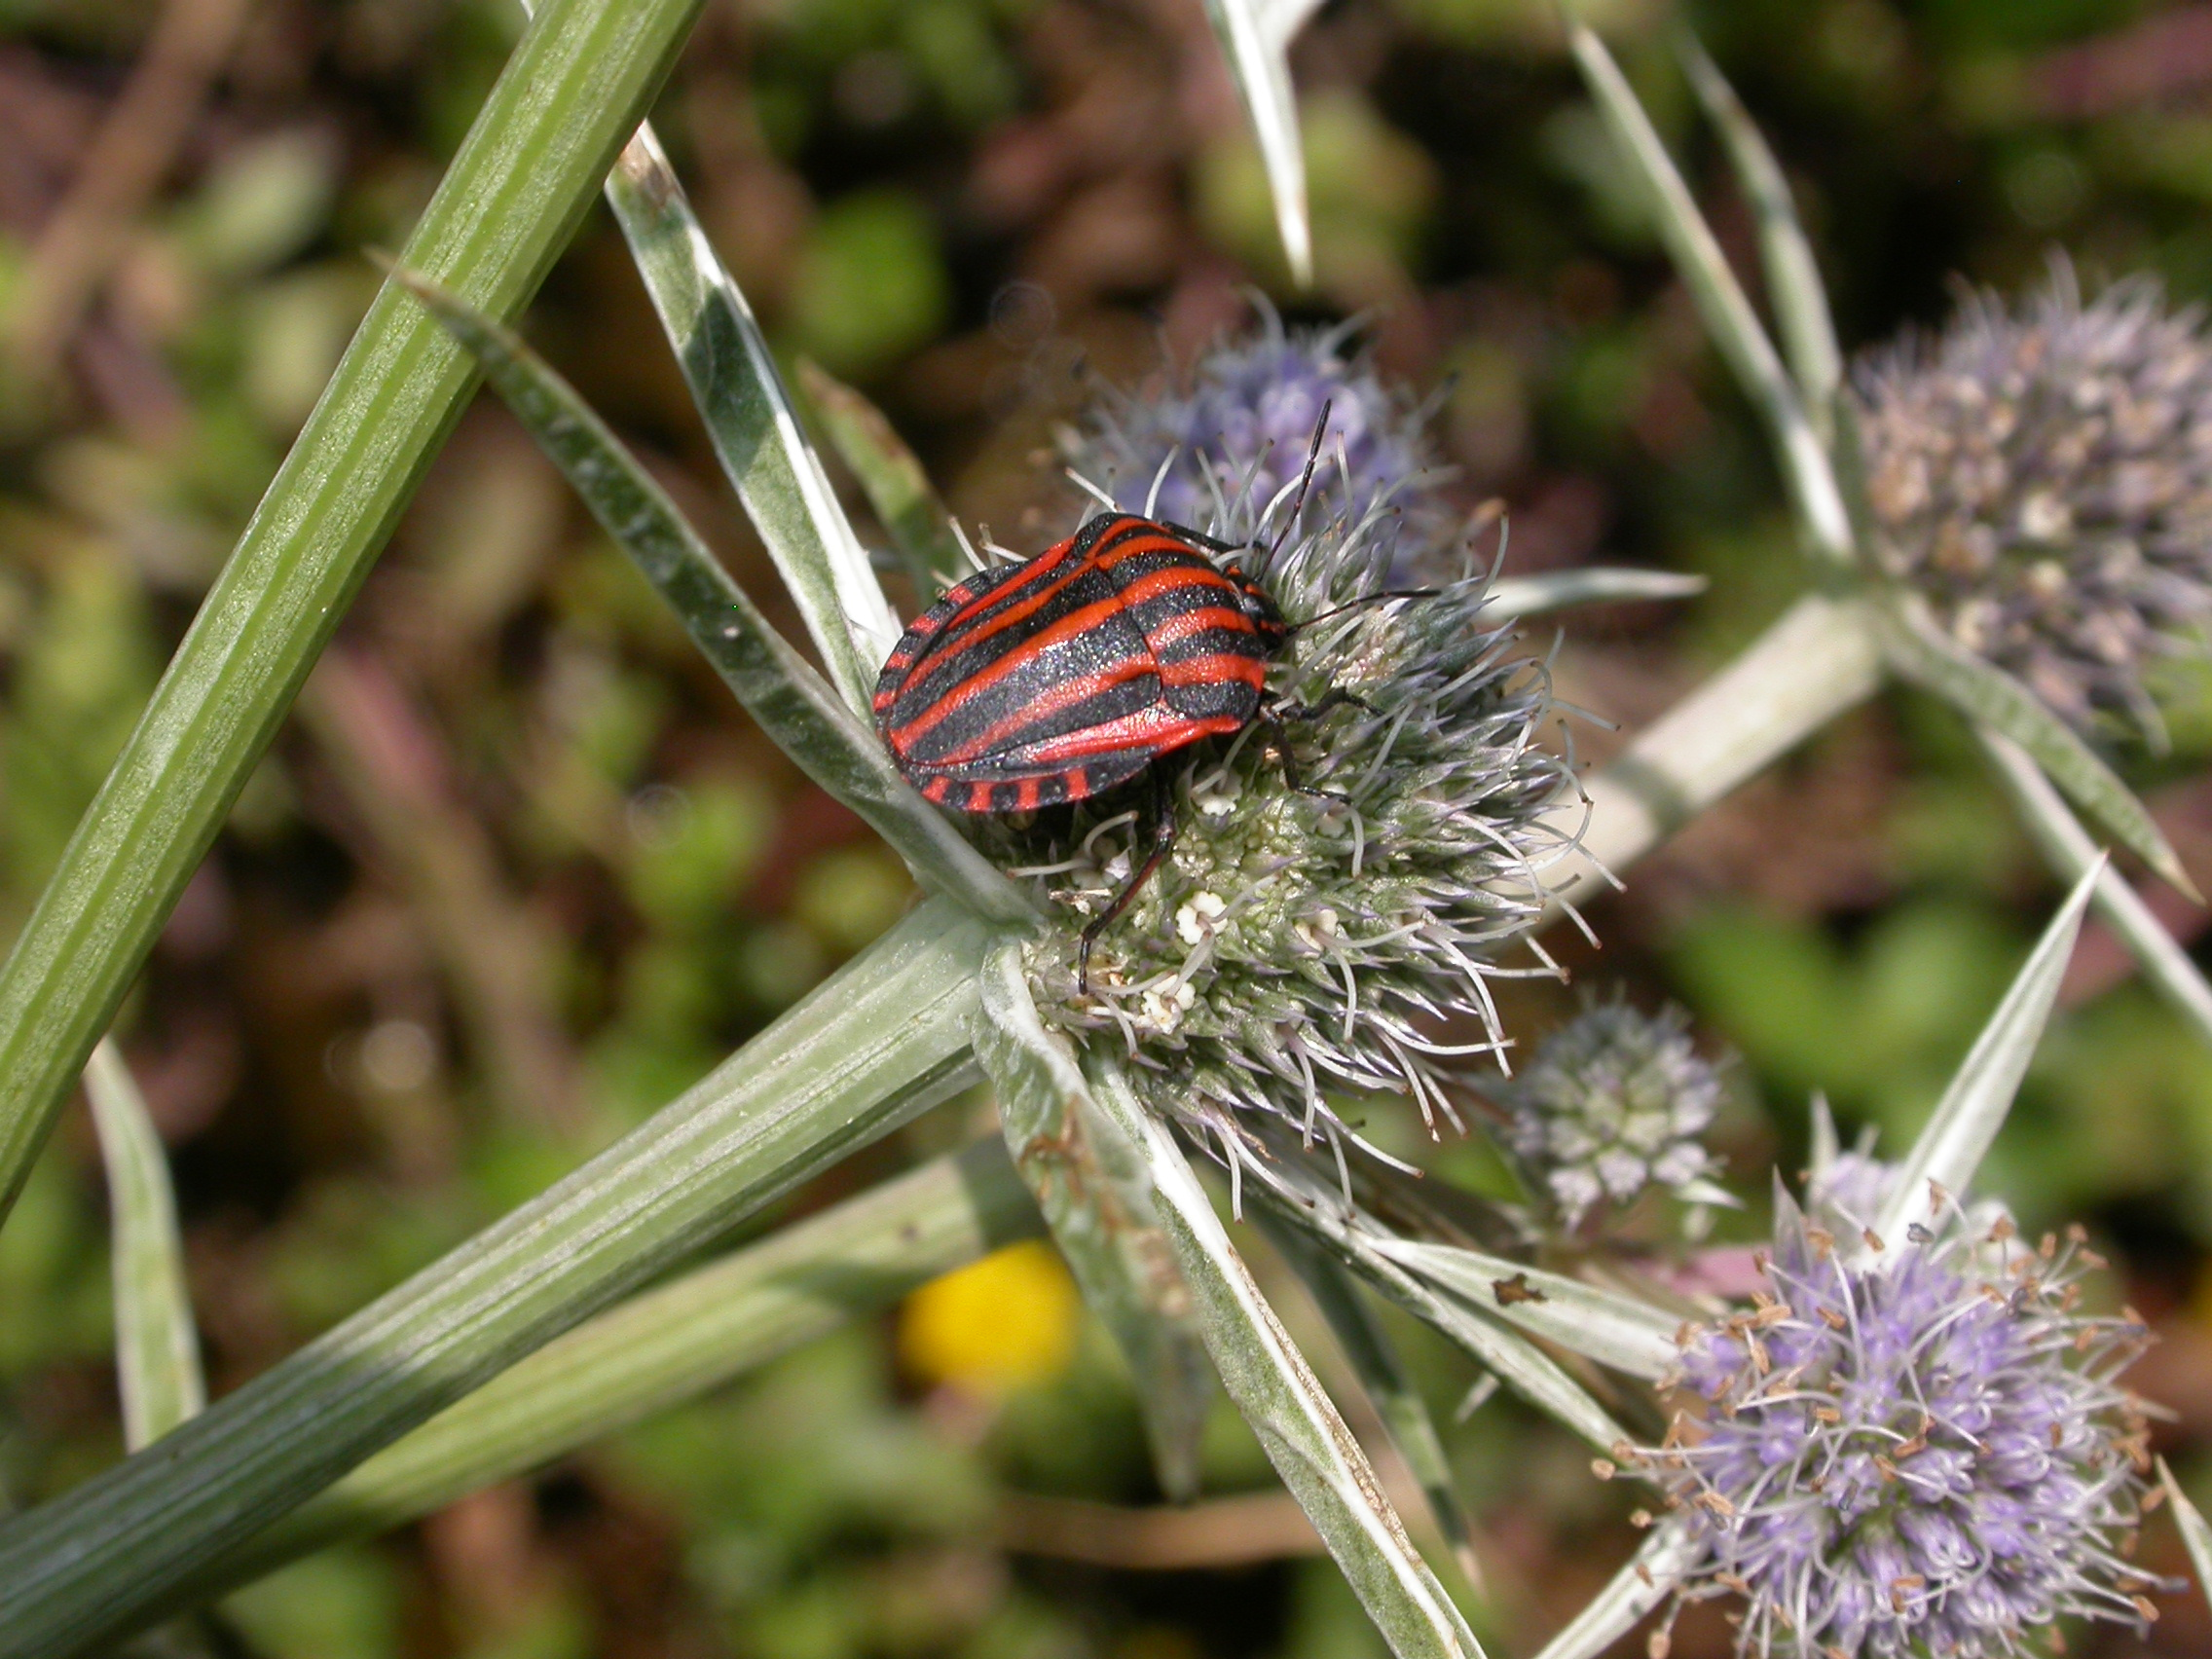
177, 1138, 1041, 1602
1556, 591, 1884, 913
0, 900, 989, 1659
0, 0, 712, 1233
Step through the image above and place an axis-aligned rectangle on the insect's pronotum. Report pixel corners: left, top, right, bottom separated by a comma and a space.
872, 411, 1430, 987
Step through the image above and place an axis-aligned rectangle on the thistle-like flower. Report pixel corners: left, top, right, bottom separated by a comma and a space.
1495, 999, 1725, 1227
1064, 307, 1450, 573
1855, 262, 2212, 742
994, 477, 1585, 1181
1642, 1189, 2164, 1658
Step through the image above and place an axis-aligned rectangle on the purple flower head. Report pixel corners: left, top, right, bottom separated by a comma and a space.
1645, 1191, 2165, 1658
1064, 305, 1451, 574
1855, 260, 2212, 745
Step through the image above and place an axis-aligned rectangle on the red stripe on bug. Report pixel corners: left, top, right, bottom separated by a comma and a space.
928, 655, 1160, 767
925, 525, 1184, 661
1159, 651, 1269, 691
887, 594, 1140, 748
1014, 708, 1242, 767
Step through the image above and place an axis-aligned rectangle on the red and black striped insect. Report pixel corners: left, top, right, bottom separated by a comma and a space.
873, 411, 1425, 988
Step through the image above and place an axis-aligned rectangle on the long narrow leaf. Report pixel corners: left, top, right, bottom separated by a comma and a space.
1980, 728, 2212, 1049
1865, 863, 2100, 1257
510, 0, 899, 705
1567, 23, 1853, 568
2157, 1457, 2212, 1608
1249, 1173, 1635, 1456
84, 1040, 204, 1449
1085, 1060, 1486, 1659
1263, 1216, 1485, 1589
1366, 1239, 1678, 1382
1485, 569, 1706, 622
0, 899, 992, 1659
1529, 1523, 1700, 1659
602, 129, 898, 710
1877, 595, 2196, 900
1203, 0, 1315, 285
973, 946, 1213, 1500
796, 359, 969, 606
388, 268, 1032, 931
187, 1139, 1043, 1601
1674, 30, 1841, 429
0, 0, 717, 1237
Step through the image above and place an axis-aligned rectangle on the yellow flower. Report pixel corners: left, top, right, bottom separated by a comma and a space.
898, 1240, 1080, 1392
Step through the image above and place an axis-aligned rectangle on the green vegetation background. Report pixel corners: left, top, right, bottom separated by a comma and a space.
3, 0, 2211, 1655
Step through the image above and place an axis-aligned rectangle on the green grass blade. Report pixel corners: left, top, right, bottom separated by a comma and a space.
0, 899, 991, 1659
389, 268, 1032, 931
1567, 21, 1853, 568
1979, 728, 2212, 1050
1876, 595, 2197, 899
1674, 29, 1842, 431
1263, 1217, 1485, 1592
0, 0, 716, 1236
1865, 864, 2099, 1258
2157, 1458, 2212, 1608
184, 1139, 1042, 1599
796, 359, 969, 607
1528, 1523, 1699, 1659
84, 1040, 205, 1449
1203, 0, 1315, 286
1254, 1194, 1632, 1456
600, 127, 898, 712
1086, 1060, 1484, 1659
974, 946, 1214, 1501
1485, 569, 1705, 622
1365, 1239, 1678, 1382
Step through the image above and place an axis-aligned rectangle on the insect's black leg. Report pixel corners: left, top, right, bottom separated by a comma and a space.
1258, 688, 1368, 803
1080, 768, 1179, 996
1269, 685, 1374, 723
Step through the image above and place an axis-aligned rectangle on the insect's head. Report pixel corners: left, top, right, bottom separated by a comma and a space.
1225, 563, 1288, 648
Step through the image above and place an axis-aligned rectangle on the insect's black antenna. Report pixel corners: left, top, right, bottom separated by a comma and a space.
1263, 399, 1333, 570
1288, 587, 1442, 635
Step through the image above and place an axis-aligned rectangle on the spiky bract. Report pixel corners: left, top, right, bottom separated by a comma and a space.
1643, 1191, 2162, 1658
992, 479, 1583, 1176
1497, 999, 1724, 1226
1856, 264, 2212, 742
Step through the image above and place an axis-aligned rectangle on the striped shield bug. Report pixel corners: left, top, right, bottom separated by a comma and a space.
872, 409, 1430, 988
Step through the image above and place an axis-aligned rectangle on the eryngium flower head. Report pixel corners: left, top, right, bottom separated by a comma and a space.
1646, 1192, 2162, 1658
992, 478, 1583, 1175
1855, 263, 2212, 741
1496, 999, 1723, 1226
1064, 307, 1449, 575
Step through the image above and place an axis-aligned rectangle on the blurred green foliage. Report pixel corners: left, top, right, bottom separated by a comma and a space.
3, 0, 2212, 1652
